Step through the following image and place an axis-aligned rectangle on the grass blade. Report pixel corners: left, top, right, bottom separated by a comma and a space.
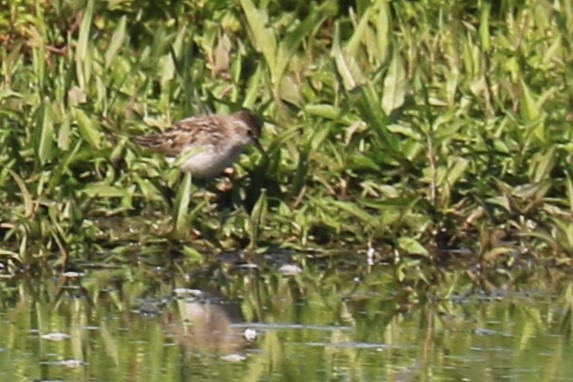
382, 52, 407, 115
173, 173, 192, 236
33, 99, 54, 165
105, 16, 127, 68
331, 22, 365, 90
73, 108, 101, 149
248, 189, 268, 250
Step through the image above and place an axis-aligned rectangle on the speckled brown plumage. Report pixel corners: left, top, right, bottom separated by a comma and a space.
132, 110, 263, 178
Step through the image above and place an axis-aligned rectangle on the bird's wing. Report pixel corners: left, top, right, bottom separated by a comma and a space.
132, 116, 224, 156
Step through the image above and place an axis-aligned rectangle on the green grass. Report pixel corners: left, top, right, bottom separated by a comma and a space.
1, 0, 573, 269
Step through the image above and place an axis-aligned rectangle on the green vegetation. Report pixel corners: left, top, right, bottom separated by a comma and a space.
1, 0, 573, 268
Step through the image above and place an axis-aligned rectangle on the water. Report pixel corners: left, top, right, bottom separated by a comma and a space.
0, 252, 572, 381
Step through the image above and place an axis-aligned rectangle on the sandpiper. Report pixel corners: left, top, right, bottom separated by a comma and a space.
132, 110, 264, 178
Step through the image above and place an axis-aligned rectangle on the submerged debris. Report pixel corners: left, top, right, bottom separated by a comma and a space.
41, 332, 71, 341
279, 264, 302, 276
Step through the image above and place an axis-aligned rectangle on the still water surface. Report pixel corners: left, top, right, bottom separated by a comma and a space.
0, 252, 572, 381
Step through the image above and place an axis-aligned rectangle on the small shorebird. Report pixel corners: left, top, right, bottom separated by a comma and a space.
132, 110, 264, 178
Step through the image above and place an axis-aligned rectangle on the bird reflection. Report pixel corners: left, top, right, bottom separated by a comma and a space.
163, 288, 257, 357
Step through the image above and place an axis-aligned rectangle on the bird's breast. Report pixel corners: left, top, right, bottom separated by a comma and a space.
178, 144, 244, 178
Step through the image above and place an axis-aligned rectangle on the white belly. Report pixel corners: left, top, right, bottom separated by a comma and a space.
172, 145, 243, 178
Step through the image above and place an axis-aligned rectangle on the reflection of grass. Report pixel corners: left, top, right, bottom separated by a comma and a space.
1, 256, 572, 381
1, 0, 573, 269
